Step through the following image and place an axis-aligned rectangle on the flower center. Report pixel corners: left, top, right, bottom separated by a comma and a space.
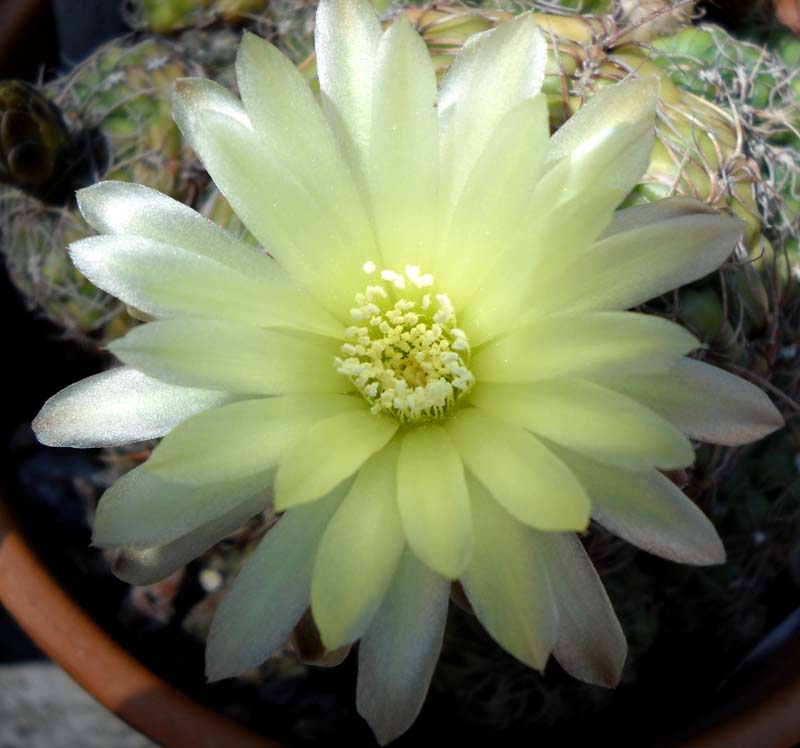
334, 262, 475, 423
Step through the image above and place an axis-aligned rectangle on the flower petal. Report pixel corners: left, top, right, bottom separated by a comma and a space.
603, 194, 719, 236
315, 0, 382, 179
461, 78, 659, 344
517, 77, 659, 262
93, 466, 272, 549
111, 491, 271, 586
356, 547, 449, 746
460, 475, 558, 671
235, 32, 373, 257
172, 78, 371, 312
311, 443, 404, 649
274, 408, 398, 510
461, 190, 615, 345
70, 235, 343, 338
472, 312, 699, 383
108, 318, 347, 395
549, 443, 725, 565
471, 380, 695, 470
397, 425, 472, 578
536, 533, 627, 688
438, 14, 547, 210
368, 15, 438, 271
596, 357, 783, 446
32, 367, 233, 448
438, 95, 549, 302
540, 202, 744, 316
206, 485, 345, 681
142, 395, 362, 484
542, 76, 658, 199
76, 181, 272, 280
446, 409, 590, 531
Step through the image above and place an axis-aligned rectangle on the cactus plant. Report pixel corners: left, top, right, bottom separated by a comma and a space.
0, 37, 204, 346
123, 0, 268, 34
651, 23, 800, 264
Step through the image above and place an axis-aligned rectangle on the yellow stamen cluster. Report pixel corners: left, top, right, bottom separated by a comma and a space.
335, 263, 474, 423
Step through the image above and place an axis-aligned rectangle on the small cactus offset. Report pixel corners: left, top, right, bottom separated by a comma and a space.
0, 81, 72, 203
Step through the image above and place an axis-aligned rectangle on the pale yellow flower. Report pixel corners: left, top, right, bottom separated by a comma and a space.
33, 1, 783, 742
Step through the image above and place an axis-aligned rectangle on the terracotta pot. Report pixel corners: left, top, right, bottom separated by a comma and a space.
0, 495, 281, 748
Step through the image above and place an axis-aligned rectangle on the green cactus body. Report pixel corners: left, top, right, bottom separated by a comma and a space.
1, 199, 132, 341
49, 37, 196, 195
171, 26, 243, 89
651, 25, 800, 271
542, 0, 613, 11
124, 0, 268, 34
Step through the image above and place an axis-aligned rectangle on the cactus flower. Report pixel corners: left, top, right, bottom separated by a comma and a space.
33, 0, 783, 742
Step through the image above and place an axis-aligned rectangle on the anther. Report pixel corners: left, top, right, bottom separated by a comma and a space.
335, 263, 475, 423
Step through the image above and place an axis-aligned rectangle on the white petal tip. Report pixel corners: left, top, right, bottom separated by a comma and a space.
415, 551, 469, 582
594, 664, 624, 689
715, 396, 784, 446
172, 76, 195, 98
74, 182, 104, 222
30, 411, 57, 447
172, 77, 252, 130
171, 78, 195, 117
689, 537, 727, 567
316, 627, 349, 654
557, 642, 627, 689
111, 551, 165, 587
30, 399, 99, 449
204, 642, 240, 683
204, 665, 228, 684
204, 664, 244, 685
359, 704, 421, 746
751, 401, 785, 440
237, 29, 269, 67
204, 635, 261, 683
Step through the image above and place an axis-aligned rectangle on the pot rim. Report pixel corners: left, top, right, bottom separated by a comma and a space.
0, 493, 283, 748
